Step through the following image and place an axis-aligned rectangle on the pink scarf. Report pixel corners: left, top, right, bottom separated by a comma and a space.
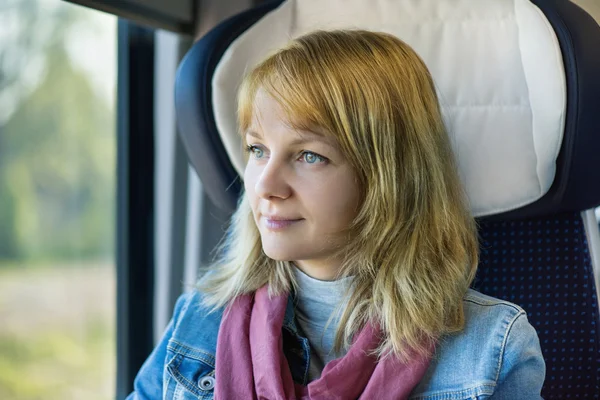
214, 285, 433, 399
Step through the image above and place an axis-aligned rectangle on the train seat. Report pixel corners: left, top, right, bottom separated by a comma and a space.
174, 0, 600, 397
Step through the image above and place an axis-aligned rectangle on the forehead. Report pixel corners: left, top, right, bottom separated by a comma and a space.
247, 90, 336, 146
246, 128, 337, 150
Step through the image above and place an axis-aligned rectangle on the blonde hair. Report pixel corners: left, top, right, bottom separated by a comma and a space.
199, 30, 478, 360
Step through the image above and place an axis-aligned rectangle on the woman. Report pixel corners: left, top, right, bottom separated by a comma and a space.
128, 30, 545, 399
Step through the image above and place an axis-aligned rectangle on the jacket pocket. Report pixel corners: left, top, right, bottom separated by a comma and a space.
165, 340, 216, 400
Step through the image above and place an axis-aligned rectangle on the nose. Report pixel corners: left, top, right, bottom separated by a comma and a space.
254, 158, 292, 200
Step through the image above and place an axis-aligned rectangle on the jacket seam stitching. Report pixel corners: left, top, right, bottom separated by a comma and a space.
167, 339, 216, 367
410, 383, 495, 399
494, 310, 526, 384
169, 367, 202, 397
463, 297, 522, 313
166, 354, 203, 397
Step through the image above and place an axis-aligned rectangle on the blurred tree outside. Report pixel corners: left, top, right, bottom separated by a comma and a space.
0, 0, 115, 264
0, 1, 117, 399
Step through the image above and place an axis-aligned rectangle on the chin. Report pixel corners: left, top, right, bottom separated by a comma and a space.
262, 245, 296, 261
263, 250, 292, 261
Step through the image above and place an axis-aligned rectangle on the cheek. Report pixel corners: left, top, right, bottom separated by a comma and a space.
244, 165, 259, 210
244, 163, 259, 193
310, 172, 360, 228
335, 181, 360, 222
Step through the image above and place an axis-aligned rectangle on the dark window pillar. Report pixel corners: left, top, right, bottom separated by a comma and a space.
116, 20, 155, 399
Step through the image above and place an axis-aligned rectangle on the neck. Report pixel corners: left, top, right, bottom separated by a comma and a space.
293, 259, 342, 281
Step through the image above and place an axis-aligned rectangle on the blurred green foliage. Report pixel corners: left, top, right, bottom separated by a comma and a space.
0, 3, 117, 400
0, 0, 115, 263
0, 319, 114, 400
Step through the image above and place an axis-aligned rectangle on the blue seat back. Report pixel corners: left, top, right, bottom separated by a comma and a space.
477, 212, 599, 398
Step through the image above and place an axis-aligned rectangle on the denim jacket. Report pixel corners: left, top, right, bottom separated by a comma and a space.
126, 288, 545, 400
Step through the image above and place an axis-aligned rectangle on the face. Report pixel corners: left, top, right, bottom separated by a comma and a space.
244, 90, 360, 281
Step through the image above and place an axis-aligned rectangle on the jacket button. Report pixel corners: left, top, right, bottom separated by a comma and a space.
198, 376, 215, 391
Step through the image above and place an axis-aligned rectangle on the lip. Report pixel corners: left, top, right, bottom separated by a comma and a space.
261, 215, 303, 231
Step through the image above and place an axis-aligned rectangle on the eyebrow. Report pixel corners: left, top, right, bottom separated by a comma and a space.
245, 129, 337, 147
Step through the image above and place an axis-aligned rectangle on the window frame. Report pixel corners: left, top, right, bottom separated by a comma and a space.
65, 0, 196, 34
115, 20, 156, 398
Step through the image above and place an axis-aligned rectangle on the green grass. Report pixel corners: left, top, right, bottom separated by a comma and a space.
0, 264, 115, 400
0, 320, 115, 400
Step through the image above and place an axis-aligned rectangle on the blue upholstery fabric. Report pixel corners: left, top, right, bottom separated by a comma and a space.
475, 212, 600, 398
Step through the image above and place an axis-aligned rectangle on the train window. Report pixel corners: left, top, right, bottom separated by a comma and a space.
0, 1, 117, 399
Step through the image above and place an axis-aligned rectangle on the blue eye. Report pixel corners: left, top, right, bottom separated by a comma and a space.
301, 151, 326, 164
246, 145, 264, 159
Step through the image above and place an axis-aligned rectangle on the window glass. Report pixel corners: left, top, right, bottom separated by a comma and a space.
0, 1, 116, 399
